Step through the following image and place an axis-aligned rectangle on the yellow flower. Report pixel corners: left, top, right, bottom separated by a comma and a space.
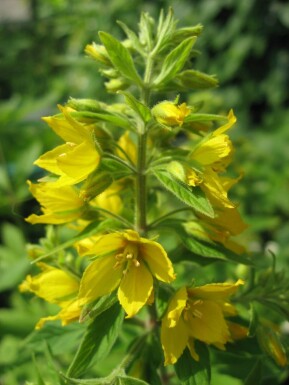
152, 101, 191, 126
36, 106, 100, 187
25, 181, 85, 224
78, 230, 176, 318
19, 263, 81, 329
161, 280, 244, 365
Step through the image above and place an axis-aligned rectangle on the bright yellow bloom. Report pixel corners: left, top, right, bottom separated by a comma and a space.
152, 101, 191, 126
185, 110, 238, 208
19, 263, 81, 329
26, 181, 85, 224
36, 106, 100, 187
78, 230, 175, 318
161, 280, 244, 365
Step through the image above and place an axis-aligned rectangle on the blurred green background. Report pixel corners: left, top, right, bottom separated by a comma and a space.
0, 0, 288, 383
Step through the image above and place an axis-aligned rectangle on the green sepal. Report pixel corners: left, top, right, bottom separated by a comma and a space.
174, 343, 211, 385
153, 37, 197, 87
118, 91, 151, 123
67, 98, 105, 113
67, 303, 125, 378
99, 32, 142, 86
153, 170, 214, 218
79, 171, 113, 202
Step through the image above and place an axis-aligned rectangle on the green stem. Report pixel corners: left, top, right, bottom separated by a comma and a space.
135, 131, 147, 234
135, 53, 155, 234
103, 153, 137, 173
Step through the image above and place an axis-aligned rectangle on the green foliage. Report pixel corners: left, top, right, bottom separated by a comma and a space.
1, 1, 288, 385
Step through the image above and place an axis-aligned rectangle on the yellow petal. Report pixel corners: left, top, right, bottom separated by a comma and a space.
78, 233, 125, 257
34, 144, 68, 175
20, 263, 79, 304
161, 316, 189, 365
57, 140, 99, 181
192, 134, 233, 166
140, 239, 175, 283
186, 300, 230, 345
78, 255, 122, 304
35, 299, 81, 329
213, 109, 236, 136
163, 287, 188, 328
187, 338, 199, 361
188, 279, 244, 301
202, 169, 235, 208
118, 262, 153, 318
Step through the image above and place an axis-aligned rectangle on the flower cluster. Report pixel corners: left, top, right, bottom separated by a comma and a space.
20, 10, 288, 382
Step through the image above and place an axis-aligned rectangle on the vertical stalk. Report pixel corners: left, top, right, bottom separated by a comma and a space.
135, 53, 154, 235
135, 131, 147, 234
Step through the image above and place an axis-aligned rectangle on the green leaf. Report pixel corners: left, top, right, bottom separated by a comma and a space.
174, 343, 211, 385
70, 111, 131, 130
153, 37, 197, 86
99, 32, 142, 86
180, 235, 253, 265
117, 21, 145, 56
244, 359, 262, 385
115, 376, 150, 385
24, 323, 85, 355
176, 70, 218, 89
67, 303, 124, 378
153, 170, 214, 218
80, 292, 118, 322
118, 91, 151, 123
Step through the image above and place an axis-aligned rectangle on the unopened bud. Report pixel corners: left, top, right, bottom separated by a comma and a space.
152, 101, 190, 127
79, 172, 113, 202
85, 43, 111, 66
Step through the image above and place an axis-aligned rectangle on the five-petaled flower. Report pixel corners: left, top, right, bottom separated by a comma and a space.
161, 280, 244, 365
78, 230, 176, 318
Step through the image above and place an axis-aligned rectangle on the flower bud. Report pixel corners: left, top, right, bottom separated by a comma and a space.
152, 101, 190, 126
85, 43, 111, 66
105, 78, 129, 93
79, 171, 113, 202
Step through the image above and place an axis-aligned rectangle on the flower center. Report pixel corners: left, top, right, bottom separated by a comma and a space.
113, 242, 140, 273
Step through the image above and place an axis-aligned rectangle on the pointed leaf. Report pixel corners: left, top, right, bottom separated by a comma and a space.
119, 91, 151, 123
244, 360, 262, 385
174, 343, 211, 385
153, 170, 214, 218
99, 32, 142, 86
180, 235, 253, 265
67, 303, 124, 378
115, 376, 150, 385
117, 21, 145, 55
184, 114, 226, 123
153, 37, 197, 86
177, 70, 218, 89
